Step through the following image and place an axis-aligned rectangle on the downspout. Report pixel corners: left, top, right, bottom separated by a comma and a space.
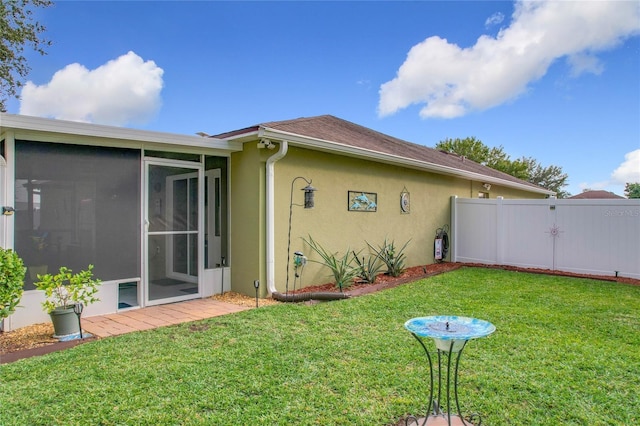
263, 139, 351, 303
264, 138, 351, 303
266, 140, 288, 295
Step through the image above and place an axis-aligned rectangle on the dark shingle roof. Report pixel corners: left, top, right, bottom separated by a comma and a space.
216, 115, 548, 192
569, 190, 624, 199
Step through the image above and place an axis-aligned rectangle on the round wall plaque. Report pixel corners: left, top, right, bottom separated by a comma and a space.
401, 191, 410, 213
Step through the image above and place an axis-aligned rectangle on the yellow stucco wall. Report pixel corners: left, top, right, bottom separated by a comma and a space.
230, 142, 546, 296
229, 145, 266, 296
271, 146, 543, 292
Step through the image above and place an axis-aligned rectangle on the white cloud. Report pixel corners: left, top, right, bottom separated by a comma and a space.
485, 12, 504, 28
378, 1, 640, 119
577, 181, 611, 194
19, 51, 164, 126
356, 78, 372, 90
577, 149, 640, 196
611, 149, 640, 184
566, 52, 604, 77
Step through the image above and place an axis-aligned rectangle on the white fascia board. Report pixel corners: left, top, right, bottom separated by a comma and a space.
0, 113, 243, 153
224, 129, 261, 143
259, 126, 554, 196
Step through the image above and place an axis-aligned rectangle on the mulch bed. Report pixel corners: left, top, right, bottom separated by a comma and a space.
0, 337, 96, 364
286, 262, 463, 296
2, 262, 637, 363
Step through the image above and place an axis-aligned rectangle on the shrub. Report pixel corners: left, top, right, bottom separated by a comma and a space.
0, 248, 26, 320
367, 238, 410, 277
352, 250, 383, 284
303, 236, 359, 292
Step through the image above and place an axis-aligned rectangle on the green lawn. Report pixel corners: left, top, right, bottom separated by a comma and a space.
1, 267, 638, 425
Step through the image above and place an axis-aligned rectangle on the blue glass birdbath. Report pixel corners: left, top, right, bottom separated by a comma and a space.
404, 316, 496, 426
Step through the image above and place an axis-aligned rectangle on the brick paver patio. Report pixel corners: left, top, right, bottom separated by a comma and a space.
82, 299, 250, 338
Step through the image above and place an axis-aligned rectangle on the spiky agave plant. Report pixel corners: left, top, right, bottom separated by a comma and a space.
303, 235, 359, 292
367, 238, 411, 277
352, 250, 383, 284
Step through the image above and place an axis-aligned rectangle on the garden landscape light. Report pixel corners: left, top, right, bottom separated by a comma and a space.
253, 280, 260, 308
73, 303, 84, 339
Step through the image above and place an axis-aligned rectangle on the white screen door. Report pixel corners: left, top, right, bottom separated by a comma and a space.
145, 161, 202, 304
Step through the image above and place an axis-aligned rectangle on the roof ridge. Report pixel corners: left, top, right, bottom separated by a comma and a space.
261, 114, 335, 128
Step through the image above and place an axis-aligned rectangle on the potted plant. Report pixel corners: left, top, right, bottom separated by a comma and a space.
1, 248, 27, 329
34, 265, 101, 337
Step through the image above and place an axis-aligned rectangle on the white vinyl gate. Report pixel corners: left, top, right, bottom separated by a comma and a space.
451, 196, 640, 279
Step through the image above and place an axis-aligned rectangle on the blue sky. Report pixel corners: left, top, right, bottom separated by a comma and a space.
6, 1, 640, 197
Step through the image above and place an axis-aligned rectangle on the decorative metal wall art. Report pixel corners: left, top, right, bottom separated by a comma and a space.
400, 187, 410, 214
348, 191, 377, 212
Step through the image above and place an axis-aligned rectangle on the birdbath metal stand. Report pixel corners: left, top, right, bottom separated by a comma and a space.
404, 316, 496, 426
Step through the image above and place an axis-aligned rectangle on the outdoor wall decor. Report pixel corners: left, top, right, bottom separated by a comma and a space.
348, 191, 377, 212
400, 187, 410, 214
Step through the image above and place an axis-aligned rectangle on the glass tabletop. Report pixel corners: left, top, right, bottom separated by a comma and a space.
405, 315, 496, 341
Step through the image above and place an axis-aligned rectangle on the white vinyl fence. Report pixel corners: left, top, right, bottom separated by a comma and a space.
451, 196, 640, 279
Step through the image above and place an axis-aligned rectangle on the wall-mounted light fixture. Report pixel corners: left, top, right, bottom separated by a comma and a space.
482, 183, 492, 191
2, 206, 15, 216
257, 138, 276, 149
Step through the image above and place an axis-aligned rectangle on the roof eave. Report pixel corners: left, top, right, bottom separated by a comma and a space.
0, 113, 243, 152
222, 129, 261, 144
258, 126, 554, 196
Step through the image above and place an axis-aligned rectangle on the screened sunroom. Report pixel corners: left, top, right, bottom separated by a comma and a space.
1, 114, 241, 330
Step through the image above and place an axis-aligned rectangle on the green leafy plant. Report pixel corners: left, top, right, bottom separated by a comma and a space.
303, 235, 359, 292
352, 250, 383, 284
367, 238, 411, 277
0, 248, 26, 320
34, 265, 101, 313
